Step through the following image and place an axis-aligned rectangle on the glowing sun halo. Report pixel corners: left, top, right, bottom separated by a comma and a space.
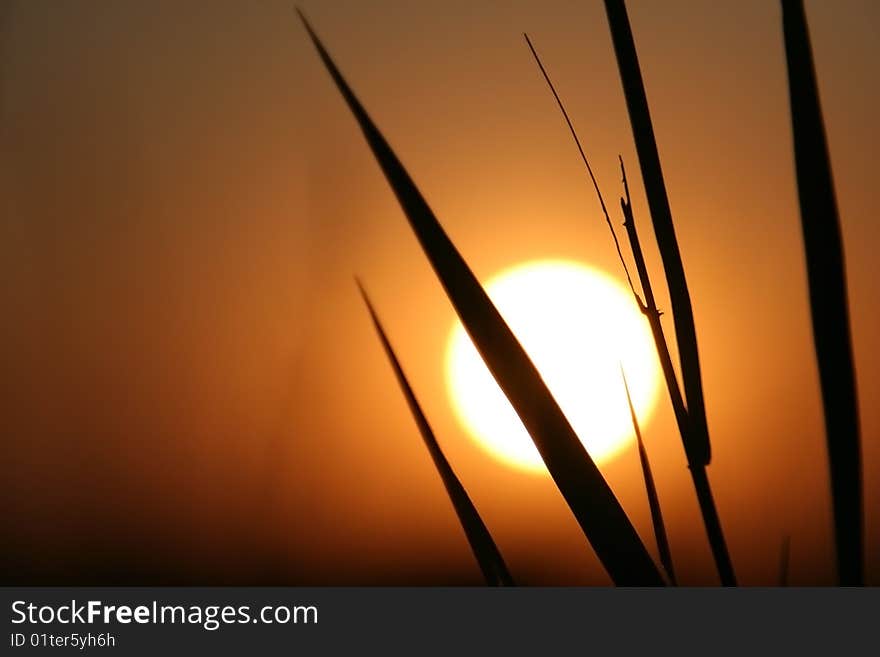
445, 260, 661, 473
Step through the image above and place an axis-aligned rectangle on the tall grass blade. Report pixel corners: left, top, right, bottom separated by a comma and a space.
621, 366, 676, 584
523, 42, 690, 560
521, 44, 682, 587
298, 9, 665, 585
603, 0, 736, 586
618, 158, 690, 447
357, 281, 514, 586
602, 0, 709, 466
781, 0, 862, 585
523, 46, 685, 580
522, 36, 692, 522
522, 41, 691, 555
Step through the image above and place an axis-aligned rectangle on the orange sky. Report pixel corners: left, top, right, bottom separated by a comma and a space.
2, 0, 878, 585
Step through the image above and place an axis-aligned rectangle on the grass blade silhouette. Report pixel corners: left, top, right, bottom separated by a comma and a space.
523, 43, 680, 587
603, 0, 736, 586
619, 161, 736, 586
618, 158, 689, 444
622, 366, 676, 585
618, 163, 732, 587
523, 37, 692, 491
357, 281, 514, 586
781, 0, 862, 585
523, 37, 690, 462
298, 9, 665, 586
603, 0, 710, 468
526, 28, 731, 585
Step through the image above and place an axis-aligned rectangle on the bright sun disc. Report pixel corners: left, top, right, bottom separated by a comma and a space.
445, 259, 661, 473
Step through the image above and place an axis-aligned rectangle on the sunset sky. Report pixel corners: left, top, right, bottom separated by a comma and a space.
2, 0, 878, 585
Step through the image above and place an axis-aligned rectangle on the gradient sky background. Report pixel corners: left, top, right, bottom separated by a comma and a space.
2, 0, 878, 585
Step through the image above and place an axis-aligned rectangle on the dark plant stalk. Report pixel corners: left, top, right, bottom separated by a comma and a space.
524, 47, 679, 578
522, 35, 689, 451
781, 0, 862, 586
621, 366, 676, 585
357, 281, 514, 586
602, 0, 710, 467
297, 9, 665, 585
525, 24, 733, 585
603, 0, 736, 586
622, 158, 735, 588
618, 159, 688, 438
522, 36, 686, 482
522, 35, 689, 463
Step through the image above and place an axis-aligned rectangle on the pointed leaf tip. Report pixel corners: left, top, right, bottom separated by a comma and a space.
305, 15, 664, 586
356, 283, 515, 586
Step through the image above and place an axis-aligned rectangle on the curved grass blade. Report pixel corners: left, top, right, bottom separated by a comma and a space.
524, 37, 676, 586
524, 27, 733, 585
621, 366, 676, 585
523, 34, 641, 304
603, 0, 736, 586
522, 35, 688, 457
297, 9, 664, 586
357, 281, 514, 586
781, 0, 862, 586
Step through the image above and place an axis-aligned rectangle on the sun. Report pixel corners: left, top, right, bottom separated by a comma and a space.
445, 259, 661, 473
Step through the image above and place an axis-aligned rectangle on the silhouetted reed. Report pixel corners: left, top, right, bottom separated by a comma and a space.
298, 8, 665, 586
781, 0, 862, 585
622, 366, 677, 584
525, 28, 733, 585
295, 0, 865, 588
357, 280, 514, 586
522, 37, 689, 451
525, 36, 678, 584
602, 0, 736, 586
